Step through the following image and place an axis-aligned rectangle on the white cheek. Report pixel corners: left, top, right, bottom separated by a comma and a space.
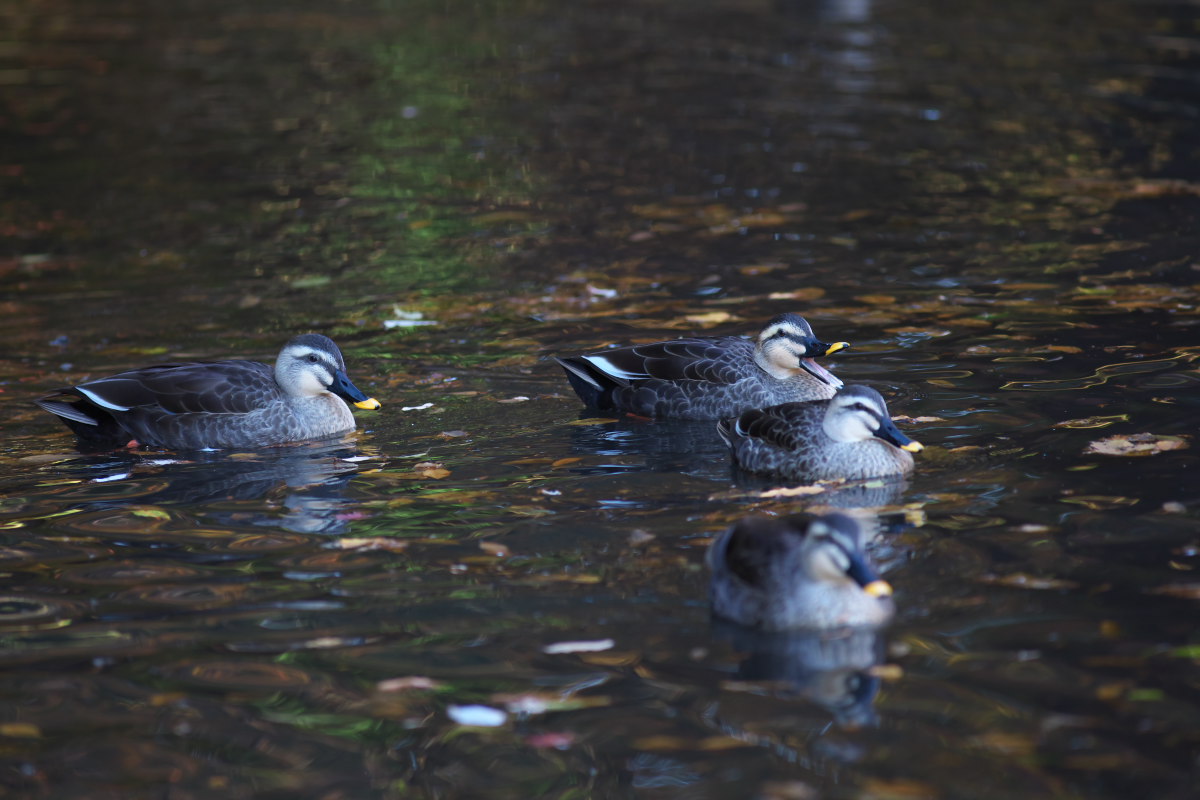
827, 411, 876, 442
297, 368, 331, 395
809, 548, 848, 582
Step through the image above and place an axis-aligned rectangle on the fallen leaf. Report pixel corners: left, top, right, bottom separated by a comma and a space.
479, 541, 510, 557
1147, 583, 1200, 599
0, 723, 41, 738
1084, 433, 1188, 456
447, 704, 507, 727
1053, 414, 1129, 429
542, 638, 615, 655
331, 537, 409, 552
377, 676, 441, 692
980, 573, 1079, 590
524, 732, 576, 749
684, 311, 733, 326
759, 484, 826, 498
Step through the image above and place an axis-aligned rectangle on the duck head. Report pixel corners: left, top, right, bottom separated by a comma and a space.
755, 313, 848, 387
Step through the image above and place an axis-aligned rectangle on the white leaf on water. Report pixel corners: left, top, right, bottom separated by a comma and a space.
542, 638, 615, 655
447, 704, 507, 727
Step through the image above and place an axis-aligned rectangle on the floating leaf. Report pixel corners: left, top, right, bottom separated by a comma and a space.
447, 704, 507, 727
980, 573, 1079, 590
1053, 414, 1129, 429
0, 723, 41, 738
684, 311, 733, 326
1059, 495, 1139, 510
130, 507, 171, 520
378, 676, 441, 692
759, 484, 826, 498
766, 288, 826, 301
1147, 583, 1200, 599
524, 732, 576, 749
479, 541, 510, 557
333, 537, 409, 552
1084, 433, 1188, 456
542, 638, 615, 655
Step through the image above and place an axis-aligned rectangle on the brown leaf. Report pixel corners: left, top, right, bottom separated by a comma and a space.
1084, 433, 1188, 456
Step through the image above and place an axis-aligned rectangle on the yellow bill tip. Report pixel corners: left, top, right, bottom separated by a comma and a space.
354, 398, 381, 411
864, 580, 893, 598
901, 440, 924, 453
824, 341, 850, 356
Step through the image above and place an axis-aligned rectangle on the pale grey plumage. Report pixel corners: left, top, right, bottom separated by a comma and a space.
717, 385, 922, 482
556, 313, 848, 420
36, 334, 379, 450
708, 513, 894, 631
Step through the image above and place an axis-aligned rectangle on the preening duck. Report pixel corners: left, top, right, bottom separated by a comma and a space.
36, 334, 380, 450
556, 313, 848, 420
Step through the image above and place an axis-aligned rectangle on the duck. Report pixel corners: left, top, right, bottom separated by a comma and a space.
35, 334, 380, 450
717, 384, 922, 482
708, 513, 894, 630
555, 313, 848, 420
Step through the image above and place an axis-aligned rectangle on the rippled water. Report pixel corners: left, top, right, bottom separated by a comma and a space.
2, 0, 1199, 797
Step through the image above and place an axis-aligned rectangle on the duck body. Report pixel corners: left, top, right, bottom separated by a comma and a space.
556, 313, 847, 420
36, 334, 380, 451
708, 513, 894, 631
717, 385, 922, 482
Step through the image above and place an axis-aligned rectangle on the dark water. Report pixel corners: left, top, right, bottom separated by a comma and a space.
2, 0, 1200, 797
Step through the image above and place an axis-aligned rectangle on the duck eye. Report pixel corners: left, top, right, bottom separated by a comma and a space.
307, 354, 319, 364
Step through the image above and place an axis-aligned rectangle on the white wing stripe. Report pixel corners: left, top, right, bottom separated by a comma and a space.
582, 355, 649, 381
77, 386, 132, 411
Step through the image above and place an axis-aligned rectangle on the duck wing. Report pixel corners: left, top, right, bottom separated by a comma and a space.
724, 401, 824, 451
565, 337, 750, 387
71, 360, 277, 416
721, 515, 812, 587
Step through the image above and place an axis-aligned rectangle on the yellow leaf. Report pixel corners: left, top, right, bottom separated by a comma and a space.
131, 507, 171, 520
0, 723, 41, 738
684, 311, 733, 326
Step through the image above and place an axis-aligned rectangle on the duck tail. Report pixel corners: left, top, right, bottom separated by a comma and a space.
555, 357, 610, 410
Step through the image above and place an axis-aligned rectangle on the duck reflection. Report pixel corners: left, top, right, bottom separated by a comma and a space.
565, 416, 733, 478
714, 620, 887, 729
53, 440, 368, 535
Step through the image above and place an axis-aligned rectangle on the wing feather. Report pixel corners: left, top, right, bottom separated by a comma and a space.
734, 401, 824, 451
76, 361, 275, 416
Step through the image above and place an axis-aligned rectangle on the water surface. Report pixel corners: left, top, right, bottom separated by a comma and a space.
2, 0, 1199, 797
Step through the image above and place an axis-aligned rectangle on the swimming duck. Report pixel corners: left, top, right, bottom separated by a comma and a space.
717, 384, 922, 482
36, 334, 380, 450
708, 513, 894, 630
555, 313, 848, 420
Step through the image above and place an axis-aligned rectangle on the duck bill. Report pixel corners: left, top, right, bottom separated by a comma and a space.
846, 552, 892, 598
797, 339, 848, 388
330, 370, 381, 410
874, 417, 922, 452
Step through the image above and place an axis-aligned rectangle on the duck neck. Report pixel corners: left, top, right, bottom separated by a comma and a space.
753, 346, 799, 381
